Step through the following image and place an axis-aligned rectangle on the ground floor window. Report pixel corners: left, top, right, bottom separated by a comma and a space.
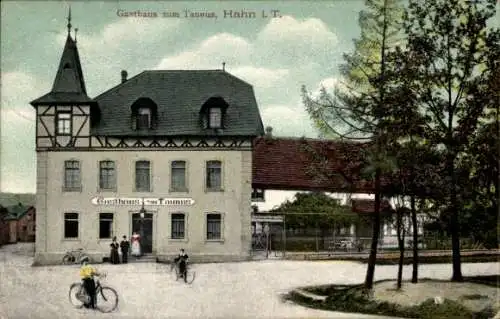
171, 213, 185, 239
99, 213, 114, 239
64, 212, 79, 239
206, 213, 222, 240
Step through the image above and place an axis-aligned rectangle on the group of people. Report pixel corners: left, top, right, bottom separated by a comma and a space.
109, 232, 142, 264
79, 248, 189, 309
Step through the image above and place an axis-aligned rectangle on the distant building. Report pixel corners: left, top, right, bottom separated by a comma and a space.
30, 16, 264, 265
1, 204, 36, 243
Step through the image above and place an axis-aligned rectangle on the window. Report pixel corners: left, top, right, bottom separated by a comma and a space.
64, 212, 79, 239
171, 213, 185, 239
135, 160, 150, 192
251, 188, 265, 202
206, 160, 222, 190
99, 213, 114, 239
206, 213, 222, 240
208, 107, 222, 128
171, 161, 187, 192
56, 112, 72, 135
137, 108, 151, 129
99, 161, 116, 190
64, 160, 81, 191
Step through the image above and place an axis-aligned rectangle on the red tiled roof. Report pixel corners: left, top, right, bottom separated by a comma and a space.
252, 136, 393, 193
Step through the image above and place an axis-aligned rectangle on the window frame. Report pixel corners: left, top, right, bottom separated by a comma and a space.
98, 212, 114, 240
63, 212, 80, 240
56, 111, 72, 136
137, 107, 151, 130
134, 160, 151, 192
170, 160, 188, 193
169, 212, 188, 241
204, 212, 225, 242
98, 160, 117, 191
63, 160, 82, 192
205, 160, 223, 192
208, 107, 222, 129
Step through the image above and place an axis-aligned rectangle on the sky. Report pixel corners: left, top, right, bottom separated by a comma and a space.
1, 1, 498, 209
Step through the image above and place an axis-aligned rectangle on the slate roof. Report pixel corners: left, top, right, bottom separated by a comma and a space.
92, 70, 265, 137
252, 136, 393, 193
3, 204, 33, 221
31, 34, 94, 106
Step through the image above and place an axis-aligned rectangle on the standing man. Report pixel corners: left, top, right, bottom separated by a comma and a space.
120, 235, 130, 263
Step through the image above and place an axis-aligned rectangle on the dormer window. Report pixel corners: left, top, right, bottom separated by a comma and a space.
137, 108, 151, 129
200, 96, 229, 130
209, 107, 222, 129
130, 97, 158, 131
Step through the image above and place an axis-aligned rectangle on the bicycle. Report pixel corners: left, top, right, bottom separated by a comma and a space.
68, 272, 119, 313
62, 248, 90, 265
170, 260, 196, 284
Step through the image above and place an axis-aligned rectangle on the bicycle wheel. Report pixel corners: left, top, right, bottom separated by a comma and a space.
96, 286, 119, 313
68, 283, 86, 308
63, 254, 75, 265
185, 270, 196, 284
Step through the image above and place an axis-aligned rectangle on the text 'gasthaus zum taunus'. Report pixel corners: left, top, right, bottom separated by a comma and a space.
116, 9, 282, 19
91, 197, 195, 206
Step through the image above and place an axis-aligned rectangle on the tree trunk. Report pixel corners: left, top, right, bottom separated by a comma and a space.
448, 154, 463, 282
410, 195, 418, 283
396, 211, 405, 289
364, 168, 382, 290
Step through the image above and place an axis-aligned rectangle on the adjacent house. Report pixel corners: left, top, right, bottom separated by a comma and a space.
0, 204, 36, 244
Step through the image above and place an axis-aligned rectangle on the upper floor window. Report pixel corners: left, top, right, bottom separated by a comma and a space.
135, 160, 151, 192
56, 112, 72, 135
64, 160, 81, 191
137, 108, 151, 130
206, 160, 222, 191
209, 107, 222, 129
99, 161, 116, 191
171, 161, 187, 192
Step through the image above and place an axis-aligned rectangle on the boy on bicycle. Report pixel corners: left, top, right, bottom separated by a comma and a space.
173, 249, 189, 280
79, 256, 100, 309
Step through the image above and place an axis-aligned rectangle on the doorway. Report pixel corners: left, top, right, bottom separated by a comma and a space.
131, 212, 154, 254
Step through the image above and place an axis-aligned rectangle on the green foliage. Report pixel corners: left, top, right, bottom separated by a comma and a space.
271, 192, 357, 229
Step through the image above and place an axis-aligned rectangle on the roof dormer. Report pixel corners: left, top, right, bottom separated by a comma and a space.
200, 96, 229, 130
130, 97, 158, 130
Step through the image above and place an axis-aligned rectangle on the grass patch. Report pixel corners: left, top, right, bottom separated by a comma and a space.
285, 278, 498, 319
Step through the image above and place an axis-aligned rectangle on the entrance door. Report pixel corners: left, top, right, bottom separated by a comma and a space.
132, 213, 154, 254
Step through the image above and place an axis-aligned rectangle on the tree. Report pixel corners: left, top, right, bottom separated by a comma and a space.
402, 0, 500, 281
302, 0, 405, 289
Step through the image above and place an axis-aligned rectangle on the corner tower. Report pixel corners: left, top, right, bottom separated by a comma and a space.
31, 7, 97, 149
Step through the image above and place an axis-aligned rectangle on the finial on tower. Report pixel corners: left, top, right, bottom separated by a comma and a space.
74, 28, 78, 43
67, 6, 72, 35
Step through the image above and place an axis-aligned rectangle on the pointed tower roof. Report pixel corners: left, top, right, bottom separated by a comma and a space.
31, 9, 94, 106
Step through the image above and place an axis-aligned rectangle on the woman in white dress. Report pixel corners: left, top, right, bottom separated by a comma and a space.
131, 232, 141, 257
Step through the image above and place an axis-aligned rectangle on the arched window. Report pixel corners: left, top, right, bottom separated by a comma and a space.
137, 108, 151, 130
130, 97, 158, 130
200, 96, 229, 129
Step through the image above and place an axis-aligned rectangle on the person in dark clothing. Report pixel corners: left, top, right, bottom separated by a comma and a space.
174, 248, 189, 282
120, 235, 130, 263
110, 236, 120, 264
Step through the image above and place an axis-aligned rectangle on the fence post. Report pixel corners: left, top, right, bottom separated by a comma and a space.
315, 221, 319, 252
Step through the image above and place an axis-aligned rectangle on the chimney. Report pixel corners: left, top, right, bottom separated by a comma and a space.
222, 62, 226, 72
121, 70, 128, 83
265, 126, 273, 137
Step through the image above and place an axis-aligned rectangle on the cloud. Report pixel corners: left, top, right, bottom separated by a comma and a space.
261, 104, 316, 137
231, 66, 289, 88
156, 33, 252, 69
0, 72, 39, 193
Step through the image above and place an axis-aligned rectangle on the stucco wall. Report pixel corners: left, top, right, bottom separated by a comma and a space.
34, 149, 252, 265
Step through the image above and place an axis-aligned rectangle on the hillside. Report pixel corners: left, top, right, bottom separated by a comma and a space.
0, 193, 36, 207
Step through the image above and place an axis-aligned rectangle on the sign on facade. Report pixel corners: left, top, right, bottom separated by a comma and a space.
91, 197, 195, 206
251, 215, 284, 223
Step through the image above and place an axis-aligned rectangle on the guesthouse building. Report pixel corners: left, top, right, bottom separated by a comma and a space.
31, 17, 264, 265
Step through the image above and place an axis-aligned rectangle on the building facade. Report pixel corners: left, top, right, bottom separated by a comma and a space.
31, 23, 264, 265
